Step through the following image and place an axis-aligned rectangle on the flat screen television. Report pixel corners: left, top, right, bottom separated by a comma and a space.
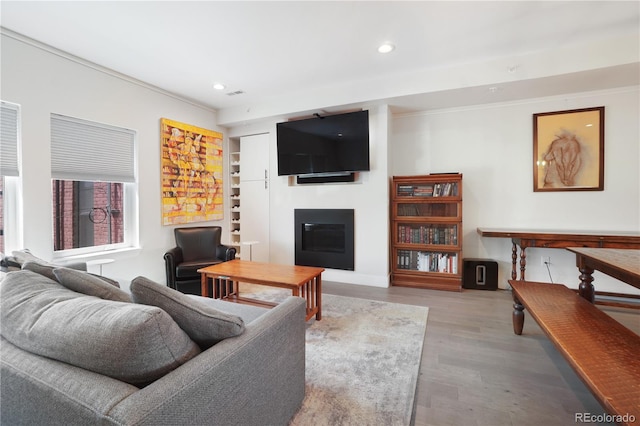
276, 110, 370, 177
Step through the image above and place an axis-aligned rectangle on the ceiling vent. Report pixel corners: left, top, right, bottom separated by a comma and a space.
226, 90, 245, 96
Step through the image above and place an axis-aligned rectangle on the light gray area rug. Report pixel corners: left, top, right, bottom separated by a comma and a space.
240, 284, 429, 426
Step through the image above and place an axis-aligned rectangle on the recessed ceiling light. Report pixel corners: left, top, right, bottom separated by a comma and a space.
378, 43, 395, 54
213, 83, 225, 90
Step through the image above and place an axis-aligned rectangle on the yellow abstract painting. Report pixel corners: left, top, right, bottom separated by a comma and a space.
160, 118, 223, 225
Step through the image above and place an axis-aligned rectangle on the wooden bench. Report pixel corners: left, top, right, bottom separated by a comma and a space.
509, 280, 640, 425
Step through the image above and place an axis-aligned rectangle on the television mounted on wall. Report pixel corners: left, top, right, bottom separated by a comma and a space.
276, 110, 370, 178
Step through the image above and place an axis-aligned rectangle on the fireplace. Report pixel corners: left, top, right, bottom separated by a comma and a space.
295, 209, 354, 270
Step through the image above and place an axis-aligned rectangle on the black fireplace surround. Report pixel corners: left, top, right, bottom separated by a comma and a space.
294, 209, 354, 271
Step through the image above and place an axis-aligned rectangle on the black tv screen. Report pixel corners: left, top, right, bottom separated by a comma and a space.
277, 110, 370, 176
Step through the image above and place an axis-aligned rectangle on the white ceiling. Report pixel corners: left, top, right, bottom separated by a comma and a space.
1, 1, 639, 126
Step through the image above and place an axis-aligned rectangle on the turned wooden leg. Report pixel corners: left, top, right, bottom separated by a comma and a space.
513, 294, 525, 335
578, 266, 595, 303
519, 247, 527, 280
511, 243, 518, 281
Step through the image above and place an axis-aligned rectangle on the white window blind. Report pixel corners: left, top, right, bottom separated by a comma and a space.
1, 101, 20, 177
51, 114, 136, 182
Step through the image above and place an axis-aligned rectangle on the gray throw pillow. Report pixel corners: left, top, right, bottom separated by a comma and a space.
1, 270, 201, 386
131, 276, 245, 348
22, 261, 57, 281
88, 273, 121, 288
53, 267, 131, 303
11, 249, 47, 266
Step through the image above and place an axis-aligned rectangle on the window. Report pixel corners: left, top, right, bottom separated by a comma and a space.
52, 181, 124, 250
1, 101, 22, 254
51, 114, 137, 255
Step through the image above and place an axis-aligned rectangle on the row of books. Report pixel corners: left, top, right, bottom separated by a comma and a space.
397, 184, 434, 197
396, 250, 458, 273
397, 225, 458, 245
397, 203, 457, 217
396, 183, 458, 197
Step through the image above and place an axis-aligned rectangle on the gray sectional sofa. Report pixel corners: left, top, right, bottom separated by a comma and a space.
0, 266, 306, 425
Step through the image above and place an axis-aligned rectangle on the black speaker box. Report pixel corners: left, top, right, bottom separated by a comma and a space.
462, 259, 498, 290
296, 173, 355, 184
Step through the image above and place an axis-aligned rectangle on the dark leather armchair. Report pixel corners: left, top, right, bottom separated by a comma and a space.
164, 226, 236, 295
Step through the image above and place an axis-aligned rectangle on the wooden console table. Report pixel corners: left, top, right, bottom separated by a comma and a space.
477, 228, 640, 281
567, 247, 640, 303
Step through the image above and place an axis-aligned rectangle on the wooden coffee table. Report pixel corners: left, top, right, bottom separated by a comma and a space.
198, 260, 324, 321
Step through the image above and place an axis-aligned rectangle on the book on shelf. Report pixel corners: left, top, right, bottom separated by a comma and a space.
412, 186, 434, 197
397, 224, 458, 245
399, 182, 458, 197
416, 252, 458, 273
433, 182, 457, 197
397, 185, 416, 196
396, 250, 458, 273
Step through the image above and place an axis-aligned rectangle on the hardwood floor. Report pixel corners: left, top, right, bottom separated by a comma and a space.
322, 281, 640, 426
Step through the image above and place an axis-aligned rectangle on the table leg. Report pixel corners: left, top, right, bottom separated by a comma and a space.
511, 242, 518, 281
578, 265, 595, 303
519, 246, 527, 280
201, 274, 209, 297
214, 277, 220, 299
294, 275, 322, 321
221, 279, 235, 298
512, 293, 525, 335
318, 275, 322, 320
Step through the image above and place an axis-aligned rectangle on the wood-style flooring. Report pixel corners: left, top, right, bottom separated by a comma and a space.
321, 281, 639, 426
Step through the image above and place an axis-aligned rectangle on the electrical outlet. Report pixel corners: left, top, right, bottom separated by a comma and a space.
541, 256, 551, 266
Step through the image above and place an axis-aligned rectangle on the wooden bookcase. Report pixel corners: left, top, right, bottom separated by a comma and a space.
390, 174, 463, 291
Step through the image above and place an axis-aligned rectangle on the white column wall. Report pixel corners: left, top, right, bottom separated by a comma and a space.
318, 105, 390, 286
231, 105, 392, 287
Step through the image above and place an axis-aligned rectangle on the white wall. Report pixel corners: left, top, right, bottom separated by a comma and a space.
1, 34, 227, 286
391, 87, 640, 294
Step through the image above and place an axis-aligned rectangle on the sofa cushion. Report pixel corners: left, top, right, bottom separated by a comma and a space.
83, 272, 120, 288
21, 260, 58, 281
23, 260, 121, 289
12, 248, 91, 275
186, 294, 269, 324
0, 270, 201, 386
53, 267, 131, 302
11, 249, 46, 265
131, 276, 245, 349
